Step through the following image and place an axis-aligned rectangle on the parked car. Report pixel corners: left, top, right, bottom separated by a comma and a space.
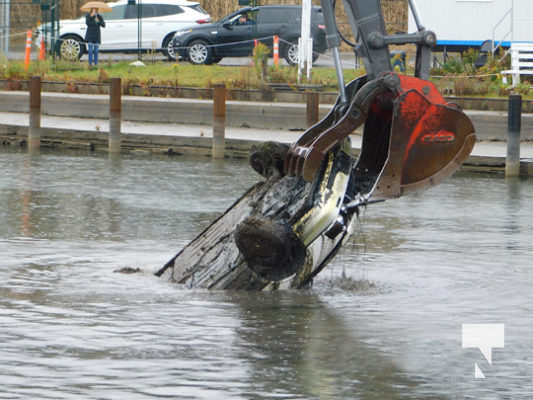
35, 0, 211, 61
171, 6, 327, 65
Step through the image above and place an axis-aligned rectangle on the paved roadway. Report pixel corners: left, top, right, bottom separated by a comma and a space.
5, 48, 361, 69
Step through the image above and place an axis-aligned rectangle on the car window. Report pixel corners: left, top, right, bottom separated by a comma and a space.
125, 4, 157, 19
154, 5, 183, 17
258, 8, 297, 24
219, 9, 248, 23
107, 5, 126, 20
187, 4, 208, 15
232, 10, 258, 25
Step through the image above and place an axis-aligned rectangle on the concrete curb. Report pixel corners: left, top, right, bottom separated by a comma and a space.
2, 121, 533, 176
2, 90, 532, 141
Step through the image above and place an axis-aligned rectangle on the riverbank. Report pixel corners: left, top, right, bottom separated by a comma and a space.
2, 79, 533, 113
2, 90, 533, 140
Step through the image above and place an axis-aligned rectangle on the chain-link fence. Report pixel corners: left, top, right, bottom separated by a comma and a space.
1, 0, 43, 54
0, 0, 84, 55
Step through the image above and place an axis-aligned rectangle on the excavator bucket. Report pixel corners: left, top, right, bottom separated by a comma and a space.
357, 74, 476, 199
285, 72, 476, 200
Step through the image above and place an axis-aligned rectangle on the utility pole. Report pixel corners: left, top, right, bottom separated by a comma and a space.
137, 0, 142, 60
0, 0, 10, 54
298, 0, 313, 82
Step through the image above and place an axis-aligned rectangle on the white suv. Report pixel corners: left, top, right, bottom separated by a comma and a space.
36, 0, 210, 61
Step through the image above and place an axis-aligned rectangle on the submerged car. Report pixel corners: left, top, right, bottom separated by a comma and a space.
171, 5, 327, 65
35, 0, 210, 61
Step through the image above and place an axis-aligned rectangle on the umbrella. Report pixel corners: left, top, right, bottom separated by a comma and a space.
80, 1, 112, 12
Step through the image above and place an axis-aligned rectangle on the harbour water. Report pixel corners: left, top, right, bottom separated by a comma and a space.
1, 147, 532, 399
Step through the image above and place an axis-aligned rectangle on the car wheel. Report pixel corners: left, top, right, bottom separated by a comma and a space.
59, 35, 84, 61
284, 42, 320, 65
163, 35, 177, 61
284, 42, 299, 66
188, 40, 212, 65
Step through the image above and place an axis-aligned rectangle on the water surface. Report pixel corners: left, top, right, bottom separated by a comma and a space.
1, 148, 532, 399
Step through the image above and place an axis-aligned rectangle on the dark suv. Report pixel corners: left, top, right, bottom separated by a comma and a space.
171, 6, 327, 65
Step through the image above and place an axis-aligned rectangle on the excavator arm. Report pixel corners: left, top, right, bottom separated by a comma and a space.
236, 0, 475, 283
285, 0, 475, 197
158, 0, 476, 288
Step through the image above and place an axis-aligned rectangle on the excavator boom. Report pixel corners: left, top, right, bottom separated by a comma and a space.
250, 0, 476, 281
160, 0, 476, 288
285, 0, 475, 200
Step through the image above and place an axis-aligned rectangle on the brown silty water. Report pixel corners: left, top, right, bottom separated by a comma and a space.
1, 147, 532, 399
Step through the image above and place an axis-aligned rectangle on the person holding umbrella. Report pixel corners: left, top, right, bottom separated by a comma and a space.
83, 3, 107, 67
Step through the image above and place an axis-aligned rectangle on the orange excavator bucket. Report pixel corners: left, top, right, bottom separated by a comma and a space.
285, 72, 476, 200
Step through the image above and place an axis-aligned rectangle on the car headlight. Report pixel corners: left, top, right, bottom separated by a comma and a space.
174, 29, 192, 37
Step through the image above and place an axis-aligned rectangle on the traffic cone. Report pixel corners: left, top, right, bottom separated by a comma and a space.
39, 37, 46, 61
24, 30, 32, 71
273, 35, 279, 66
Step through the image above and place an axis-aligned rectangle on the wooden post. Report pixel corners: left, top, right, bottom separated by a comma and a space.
506, 94, 521, 177
306, 91, 319, 127
212, 84, 226, 159
28, 76, 41, 151
109, 78, 121, 153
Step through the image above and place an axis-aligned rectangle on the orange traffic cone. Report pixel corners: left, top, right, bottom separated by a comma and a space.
24, 30, 32, 71
39, 37, 46, 61
273, 35, 279, 66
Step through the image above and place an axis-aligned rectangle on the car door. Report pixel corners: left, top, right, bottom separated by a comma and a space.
99, 4, 128, 50
106, 3, 146, 50
217, 10, 257, 57
134, 4, 158, 49
255, 7, 291, 49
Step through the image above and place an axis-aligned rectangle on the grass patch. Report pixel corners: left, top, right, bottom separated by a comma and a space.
0, 59, 365, 91
1, 55, 531, 99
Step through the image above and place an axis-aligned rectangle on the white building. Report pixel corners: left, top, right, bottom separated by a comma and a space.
408, 0, 533, 51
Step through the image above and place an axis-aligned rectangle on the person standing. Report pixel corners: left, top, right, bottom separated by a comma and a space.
85, 8, 105, 67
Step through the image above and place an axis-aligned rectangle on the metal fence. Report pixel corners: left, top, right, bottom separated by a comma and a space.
0, 0, 61, 55
1, 0, 41, 54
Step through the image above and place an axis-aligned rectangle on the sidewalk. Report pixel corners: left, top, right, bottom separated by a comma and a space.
1, 111, 533, 172
2, 90, 531, 141
0, 111, 316, 145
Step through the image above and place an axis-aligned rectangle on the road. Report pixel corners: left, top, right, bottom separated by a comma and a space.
5, 48, 362, 69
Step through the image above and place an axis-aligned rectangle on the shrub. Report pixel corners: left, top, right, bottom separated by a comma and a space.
252, 42, 271, 82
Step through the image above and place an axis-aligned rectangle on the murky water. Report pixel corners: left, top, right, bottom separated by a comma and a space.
1, 147, 532, 399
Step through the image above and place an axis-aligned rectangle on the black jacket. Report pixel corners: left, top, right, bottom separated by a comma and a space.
85, 14, 105, 44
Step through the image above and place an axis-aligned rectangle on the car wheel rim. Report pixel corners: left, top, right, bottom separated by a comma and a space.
167, 41, 176, 60
61, 38, 80, 60
189, 43, 207, 64
287, 44, 298, 64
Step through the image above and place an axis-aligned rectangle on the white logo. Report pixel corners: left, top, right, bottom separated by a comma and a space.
462, 323, 505, 379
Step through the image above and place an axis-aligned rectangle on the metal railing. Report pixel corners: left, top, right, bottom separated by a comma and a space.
491, 3, 513, 55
